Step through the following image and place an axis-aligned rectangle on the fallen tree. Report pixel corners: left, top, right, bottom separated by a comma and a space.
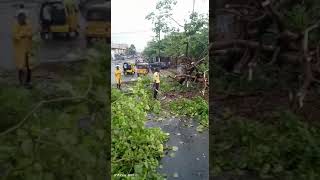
168, 55, 209, 95
212, 0, 320, 109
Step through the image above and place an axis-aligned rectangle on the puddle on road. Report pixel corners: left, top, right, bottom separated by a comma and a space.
146, 114, 209, 180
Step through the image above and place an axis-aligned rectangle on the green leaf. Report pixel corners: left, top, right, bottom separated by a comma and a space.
134, 164, 143, 174
96, 130, 105, 140
21, 139, 33, 156
33, 162, 42, 171
56, 130, 77, 145
43, 173, 55, 180
172, 146, 178, 151
196, 125, 204, 133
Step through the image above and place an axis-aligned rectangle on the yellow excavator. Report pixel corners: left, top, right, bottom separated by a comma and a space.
39, 0, 80, 40
85, 2, 110, 45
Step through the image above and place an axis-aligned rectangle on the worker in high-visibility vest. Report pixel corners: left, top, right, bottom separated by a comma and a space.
115, 65, 122, 89
15, 4, 29, 18
13, 12, 33, 88
153, 68, 160, 99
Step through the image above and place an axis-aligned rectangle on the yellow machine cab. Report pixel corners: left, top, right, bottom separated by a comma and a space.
39, 0, 80, 40
85, 2, 110, 45
135, 62, 149, 76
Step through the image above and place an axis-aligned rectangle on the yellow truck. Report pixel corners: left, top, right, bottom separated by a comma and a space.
85, 2, 110, 45
135, 63, 149, 76
123, 62, 135, 75
39, 0, 80, 40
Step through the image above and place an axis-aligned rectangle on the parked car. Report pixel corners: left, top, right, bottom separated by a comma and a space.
160, 62, 169, 69
114, 54, 125, 60
149, 62, 161, 71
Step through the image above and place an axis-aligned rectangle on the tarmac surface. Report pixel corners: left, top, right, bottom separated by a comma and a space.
146, 116, 209, 180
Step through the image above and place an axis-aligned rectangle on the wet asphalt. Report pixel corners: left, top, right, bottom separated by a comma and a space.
146, 115, 209, 180
0, 1, 96, 71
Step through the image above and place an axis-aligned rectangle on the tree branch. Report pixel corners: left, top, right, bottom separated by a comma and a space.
0, 75, 93, 137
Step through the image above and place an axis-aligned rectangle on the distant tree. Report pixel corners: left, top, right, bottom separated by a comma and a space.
143, 13, 208, 60
146, 0, 178, 58
126, 44, 136, 55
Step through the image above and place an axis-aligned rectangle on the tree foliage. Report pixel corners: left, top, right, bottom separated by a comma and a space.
111, 77, 167, 179
0, 42, 110, 180
144, 1, 208, 60
213, 111, 320, 179
126, 44, 137, 56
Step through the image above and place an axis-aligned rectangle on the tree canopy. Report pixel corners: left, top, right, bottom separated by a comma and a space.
144, 0, 208, 61
126, 44, 136, 55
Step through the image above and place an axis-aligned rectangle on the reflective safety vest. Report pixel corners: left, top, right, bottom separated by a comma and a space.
12, 22, 32, 69
153, 72, 160, 83
115, 69, 122, 83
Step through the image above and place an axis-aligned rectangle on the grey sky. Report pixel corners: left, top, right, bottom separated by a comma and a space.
111, 0, 209, 52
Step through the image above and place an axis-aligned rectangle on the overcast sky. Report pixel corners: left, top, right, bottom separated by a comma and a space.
111, 0, 209, 52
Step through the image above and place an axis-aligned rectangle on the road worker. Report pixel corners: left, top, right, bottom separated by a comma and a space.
13, 12, 33, 88
15, 4, 28, 18
153, 68, 160, 99
115, 65, 122, 89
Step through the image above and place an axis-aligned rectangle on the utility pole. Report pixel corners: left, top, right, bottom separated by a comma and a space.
157, 21, 161, 62
159, 29, 161, 62
192, 0, 195, 13
186, 0, 195, 58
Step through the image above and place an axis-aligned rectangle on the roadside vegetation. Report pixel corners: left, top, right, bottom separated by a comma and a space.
111, 78, 168, 179
144, 0, 208, 60
111, 0, 209, 179
111, 76, 208, 179
0, 43, 109, 179
213, 110, 320, 180
212, 1, 320, 179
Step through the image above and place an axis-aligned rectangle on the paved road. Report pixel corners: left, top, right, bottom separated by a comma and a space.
0, 1, 89, 70
146, 116, 209, 180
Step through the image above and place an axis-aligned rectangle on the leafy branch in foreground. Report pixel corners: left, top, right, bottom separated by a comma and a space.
167, 97, 209, 129
213, 110, 320, 180
0, 42, 109, 180
112, 78, 168, 179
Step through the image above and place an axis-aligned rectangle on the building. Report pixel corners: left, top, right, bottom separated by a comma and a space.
111, 43, 128, 54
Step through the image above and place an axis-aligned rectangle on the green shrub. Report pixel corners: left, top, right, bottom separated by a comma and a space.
213, 110, 320, 179
168, 97, 208, 128
111, 78, 168, 179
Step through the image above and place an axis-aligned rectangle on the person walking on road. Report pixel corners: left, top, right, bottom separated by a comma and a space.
115, 65, 122, 90
153, 68, 160, 99
13, 12, 33, 88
